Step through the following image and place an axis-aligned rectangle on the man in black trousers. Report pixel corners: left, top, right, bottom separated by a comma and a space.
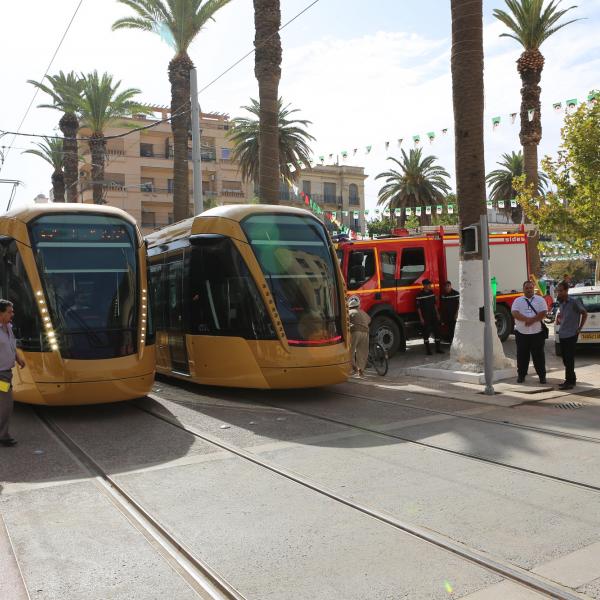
440, 281, 460, 343
511, 281, 548, 384
555, 281, 587, 390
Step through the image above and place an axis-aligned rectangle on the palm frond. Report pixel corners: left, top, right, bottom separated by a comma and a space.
22, 137, 64, 170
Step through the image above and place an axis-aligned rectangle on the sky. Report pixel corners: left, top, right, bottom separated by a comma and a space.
1, 0, 599, 212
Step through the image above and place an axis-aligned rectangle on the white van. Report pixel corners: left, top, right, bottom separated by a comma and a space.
555, 286, 600, 355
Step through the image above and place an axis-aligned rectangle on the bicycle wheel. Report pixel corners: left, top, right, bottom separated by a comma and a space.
372, 343, 388, 376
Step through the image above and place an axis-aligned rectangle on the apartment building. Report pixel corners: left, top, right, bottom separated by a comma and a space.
78, 105, 367, 234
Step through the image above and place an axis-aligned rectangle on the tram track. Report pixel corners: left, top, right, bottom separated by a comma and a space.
33, 407, 246, 600
150, 381, 600, 495
141, 393, 591, 600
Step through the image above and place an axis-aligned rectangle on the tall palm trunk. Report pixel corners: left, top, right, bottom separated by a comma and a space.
450, 0, 508, 368
51, 170, 65, 203
59, 111, 79, 202
254, 0, 282, 205
169, 53, 193, 222
89, 134, 106, 205
518, 49, 544, 276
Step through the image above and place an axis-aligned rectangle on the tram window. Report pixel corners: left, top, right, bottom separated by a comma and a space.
399, 247, 426, 286
29, 214, 139, 359
189, 239, 275, 339
242, 214, 342, 343
0, 240, 45, 351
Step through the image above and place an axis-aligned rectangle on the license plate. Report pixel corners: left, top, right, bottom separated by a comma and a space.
580, 332, 600, 340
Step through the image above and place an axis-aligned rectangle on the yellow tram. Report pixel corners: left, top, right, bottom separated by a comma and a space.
0, 204, 155, 405
146, 205, 350, 388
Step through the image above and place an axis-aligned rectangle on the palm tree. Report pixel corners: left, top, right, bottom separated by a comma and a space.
493, 0, 578, 274
23, 137, 65, 202
228, 98, 315, 187
486, 150, 548, 222
28, 71, 83, 202
112, 0, 232, 222
253, 0, 282, 204
375, 148, 451, 225
79, 71, 147, 204
450, 0, 509, 368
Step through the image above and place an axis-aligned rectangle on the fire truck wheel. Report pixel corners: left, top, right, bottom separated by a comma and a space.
495, 304, 512, 342
371, 315, 403, 356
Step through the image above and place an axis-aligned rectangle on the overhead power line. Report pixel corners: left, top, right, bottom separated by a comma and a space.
0, 0, 84, 174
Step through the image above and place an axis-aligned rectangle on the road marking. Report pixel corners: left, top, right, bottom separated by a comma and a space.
0, 514, 30, 600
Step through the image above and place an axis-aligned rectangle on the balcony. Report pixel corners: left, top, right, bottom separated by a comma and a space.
221, 189, 244, 198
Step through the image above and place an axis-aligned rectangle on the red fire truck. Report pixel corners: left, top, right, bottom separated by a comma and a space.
337, 225, 531, 355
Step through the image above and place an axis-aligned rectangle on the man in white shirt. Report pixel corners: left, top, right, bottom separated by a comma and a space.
511, 281, 548, 384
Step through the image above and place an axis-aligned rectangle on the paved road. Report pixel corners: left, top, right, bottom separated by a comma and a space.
2, 336, 600, 599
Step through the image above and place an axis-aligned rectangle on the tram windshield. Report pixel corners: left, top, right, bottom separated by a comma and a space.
242, 214, 342, 345
29, 214, 138, 359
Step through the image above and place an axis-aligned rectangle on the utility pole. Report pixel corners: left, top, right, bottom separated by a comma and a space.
190, 68, 203, 215
480, 213, 495, 395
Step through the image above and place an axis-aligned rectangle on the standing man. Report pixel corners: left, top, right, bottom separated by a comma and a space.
511, 281, 548, 384
0, 299, 26, 447
440, 280, 460, 343
347, 295, 371, 377
555, 281, 587, 390
416, 279, 443, 355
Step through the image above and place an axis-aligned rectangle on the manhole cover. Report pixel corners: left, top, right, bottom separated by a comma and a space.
552, 402, 584, 410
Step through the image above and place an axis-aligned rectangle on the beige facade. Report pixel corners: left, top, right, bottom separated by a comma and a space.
78, 105, 367, 235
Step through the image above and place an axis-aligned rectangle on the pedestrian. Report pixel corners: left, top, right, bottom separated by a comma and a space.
347, 295, 371, 377
0, 299, 26, 447
440, 281, 460, 343
416, 279, 443, 355
555, 281, 587, 390
511, 281, 548, 384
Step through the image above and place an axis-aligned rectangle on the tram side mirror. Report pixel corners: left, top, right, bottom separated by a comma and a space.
462, 225, 479, 254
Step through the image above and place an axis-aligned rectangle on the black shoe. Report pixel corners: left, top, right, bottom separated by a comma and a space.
517, 376, 525, 383
0, 438, 17, 447
558, 382, 574, 390
425, 342, 432, 356
539, 377, 547, 384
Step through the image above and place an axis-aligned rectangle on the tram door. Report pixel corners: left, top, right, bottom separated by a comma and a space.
165, 252, 189, 375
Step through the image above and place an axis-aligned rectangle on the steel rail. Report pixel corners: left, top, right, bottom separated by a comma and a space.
141, 394, 589, 600
34, 407, 246, 600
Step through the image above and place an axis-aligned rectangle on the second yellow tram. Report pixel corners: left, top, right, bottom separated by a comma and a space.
146, 205, 350, 388
0, 204, 155, 405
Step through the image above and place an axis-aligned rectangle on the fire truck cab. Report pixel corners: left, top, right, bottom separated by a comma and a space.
337, 225, 530, 356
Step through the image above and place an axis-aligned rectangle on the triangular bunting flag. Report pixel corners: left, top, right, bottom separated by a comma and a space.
436, 205, 442, 215
405, 207, 412, 216
553, 102, 562, 112
425, 205, 432, 215
447, 204, 454, 214
487, 201, 493, 209
510, 199, 517, 208
566, 98, 578, 112
492, 116, 501, 129
498, 200, 505, 209
427, 131, 435, 143
394, 208, 401, 217
366, 145, 372, 154
510, 112, 517, 124
415, 206, 422, 216
527, 108, 535, 122
413, 135, 420, 145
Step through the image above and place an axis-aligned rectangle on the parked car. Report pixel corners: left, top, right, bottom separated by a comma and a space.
555, 286, 600, 355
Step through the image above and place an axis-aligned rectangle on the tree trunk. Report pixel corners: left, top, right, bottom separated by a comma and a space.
518, 51, 544, 277
51, 169, 65, 203
89, 134, 106, 205
595, 256, 600, 285
254, 0, 282, 204
169, 53, 193, 222
450, 0, 509, 368
59, 111, 79, 203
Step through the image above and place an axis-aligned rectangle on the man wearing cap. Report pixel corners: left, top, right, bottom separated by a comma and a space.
416, 279, 443, 355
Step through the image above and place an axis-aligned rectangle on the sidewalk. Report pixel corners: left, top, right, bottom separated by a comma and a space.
359, 336, 600, 408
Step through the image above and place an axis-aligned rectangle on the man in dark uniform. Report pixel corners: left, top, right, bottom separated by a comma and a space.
440, 281, 460, 343
416, 279, 443, 355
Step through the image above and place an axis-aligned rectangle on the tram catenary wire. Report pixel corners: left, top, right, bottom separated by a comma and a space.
34, 406, 246, 600
139, 393, 584, 600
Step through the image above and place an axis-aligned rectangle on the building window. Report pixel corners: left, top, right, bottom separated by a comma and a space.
221, 147, 231, 160
140, 143, 154, 157
167, 179, 174, 193
141, 177, 154, 192
349, 183, 359, 205
222, 180, 243, 196
141, 211, 156, 228
168, 213, 174, 224
399, 247, 426, 286
302, 180, 311, 195
324, 182, 336, 203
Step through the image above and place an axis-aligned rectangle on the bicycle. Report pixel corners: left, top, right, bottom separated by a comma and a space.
366, 339, 389, 376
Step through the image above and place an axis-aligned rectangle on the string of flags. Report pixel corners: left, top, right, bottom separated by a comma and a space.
309, 89, 599, 166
